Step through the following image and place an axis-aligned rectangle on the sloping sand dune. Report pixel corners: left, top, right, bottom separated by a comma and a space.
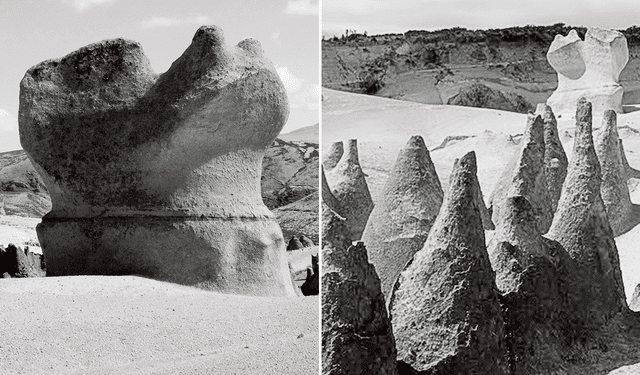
0, 276, 318, 374
322, 88, 640, 302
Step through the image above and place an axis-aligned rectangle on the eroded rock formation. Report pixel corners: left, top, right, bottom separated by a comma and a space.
390, 151, 506, 375
299, 235, 314, 247
489, 114, 554, 233
595, 110, 634, 235
0, 244, 45, 278
287, 236, 304, 250
324, 139, 374, 240
535, 103, 568, 212
300, 254, 318, 296
546, 27, 629, 118
362, 135, 444, 301
620, 139, 640, 179
19, 26, 295, 296
547, 98, 627, 320
323, 141, 344, 171
321, 205, 398, 375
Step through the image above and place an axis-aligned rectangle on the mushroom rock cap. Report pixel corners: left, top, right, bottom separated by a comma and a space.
362, 135, 444, 301
19, 26, 294, 296
390, 151, 506, 374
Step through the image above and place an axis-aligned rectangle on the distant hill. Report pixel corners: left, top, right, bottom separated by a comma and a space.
322, 24, 640, 111
279, 124, 319, 144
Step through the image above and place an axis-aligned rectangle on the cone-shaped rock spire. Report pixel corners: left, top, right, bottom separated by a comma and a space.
595, 110, 634, 235
324, 139, 374, 241
490, 113, 554, 234
547, 98, 627, 317
390, 151, 506, 375
362, 135, 444, 301
535, 103, 568, 212
322, 205, 398, 375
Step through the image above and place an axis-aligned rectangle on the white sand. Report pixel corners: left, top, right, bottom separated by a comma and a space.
0, 276, 318, 374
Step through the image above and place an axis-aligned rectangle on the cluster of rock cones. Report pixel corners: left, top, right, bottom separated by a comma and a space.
322, 99, 640, 374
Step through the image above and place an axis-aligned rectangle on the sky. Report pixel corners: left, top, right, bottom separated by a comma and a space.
323, 0, 640, 37
0, 0, 319, 151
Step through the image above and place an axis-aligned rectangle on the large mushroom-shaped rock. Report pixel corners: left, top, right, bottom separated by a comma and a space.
362, 135, 444, 301
324, 139, 374, 241
489, 114, 554, 233
323, 141, 343, 171
546, 27, 629, 118
390, 151, 506, 375
321, 205, 398, 375
547, 98, 627, 320
595, 110, 634, 235
19, 26, 295, 296
535, 103, 568, 212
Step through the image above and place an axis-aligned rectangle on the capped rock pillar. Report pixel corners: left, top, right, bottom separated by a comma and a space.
19, 26, 295, 296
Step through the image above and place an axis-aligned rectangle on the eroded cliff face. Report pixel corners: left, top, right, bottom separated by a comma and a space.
322, 24, 640, 111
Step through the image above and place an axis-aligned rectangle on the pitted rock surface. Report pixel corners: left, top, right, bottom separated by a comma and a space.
324, 139, 374, 241
547, 98, 627, 319
19, 26, 295, 296
595, 110, 634, 235
535, 103, 568, 212
321, 205, 398, 375
489, 114, 554, 233
323, 141, 344, 171
362, 135, 444, 301
390, 151, 506, 375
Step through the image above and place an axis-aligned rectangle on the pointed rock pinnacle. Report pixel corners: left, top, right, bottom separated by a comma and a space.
535, 103, 568, 212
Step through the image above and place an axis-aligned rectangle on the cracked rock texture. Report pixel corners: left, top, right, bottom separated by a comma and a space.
390, 151, 506, 375
19, 26, 295, 296
595, 110, 634, 235
535, 103, 568, 212
321, 205, 398, 375
547, 98, 627, 321
324, 139, 374, 241
362, 135, 444, 301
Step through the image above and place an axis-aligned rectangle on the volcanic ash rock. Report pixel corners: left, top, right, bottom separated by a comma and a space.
324, 139, 374, 241
19, 26, 295, 296
362, 135, 444, 301
321, 205, 398, 375
547, 98, 627, 318
595, 110, 633, 235
323, 141, 344, 171
390, 151, 506, 375
546, 27, 629, 118
489, 114, 554, 233
535, 103, 568, 212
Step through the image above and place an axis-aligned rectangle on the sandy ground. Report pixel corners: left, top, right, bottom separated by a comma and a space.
0, 276, 319, 375
323, 87, 640, 306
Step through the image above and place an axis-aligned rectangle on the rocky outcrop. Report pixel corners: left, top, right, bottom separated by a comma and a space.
287, 237, 304, 250
321, 168, 340, 212
489, 114, 554, 233
447, 83, 534, 113
324, 139, 374, 241
535, 103, 568, 211
547, 98, 627, 322
362, 135, 444, 301
0, 244, 45, 278
321, 205, 398, 375
323, 141, 344, 171
274, 190, 319, 244
299, 235, 314, 247
19, 26, 295, 296
630, 284, 640, 312
547, 27, 629, 118
390, 151, 506, 374
594, 110, 634, 235
300, 254, 318, 296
